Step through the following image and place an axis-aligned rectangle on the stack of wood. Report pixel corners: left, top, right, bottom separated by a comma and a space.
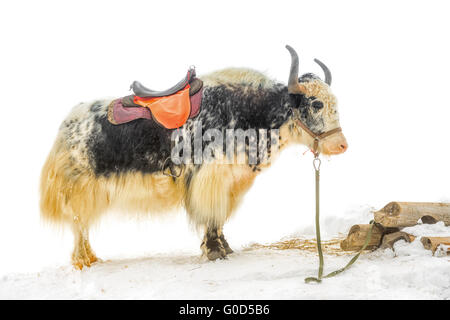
340, 202, 450, 255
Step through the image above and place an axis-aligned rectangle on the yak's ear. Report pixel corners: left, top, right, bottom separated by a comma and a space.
289, 83, 307, 95
297, 84, 307, 94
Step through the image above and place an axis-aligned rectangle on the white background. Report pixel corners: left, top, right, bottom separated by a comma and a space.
0, 0, 449, 276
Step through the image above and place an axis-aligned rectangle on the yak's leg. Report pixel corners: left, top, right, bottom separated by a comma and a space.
185, 164, 248, 260
71, 217, 98, 269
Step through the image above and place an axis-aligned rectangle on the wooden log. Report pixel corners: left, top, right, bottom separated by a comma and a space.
374, 202, 450, 228
340, 224, 384, 251
380, 232, 415, 249
420, 237, 450, 254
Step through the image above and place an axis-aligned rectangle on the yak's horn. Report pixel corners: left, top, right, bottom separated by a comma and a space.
314, 58, 332, 86
285, 45, 306, 94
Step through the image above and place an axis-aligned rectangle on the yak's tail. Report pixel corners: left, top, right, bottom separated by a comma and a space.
40, 141, 71, 224
40, 139, 111, 226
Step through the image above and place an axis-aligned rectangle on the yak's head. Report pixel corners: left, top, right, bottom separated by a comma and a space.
285, 45, 348, 156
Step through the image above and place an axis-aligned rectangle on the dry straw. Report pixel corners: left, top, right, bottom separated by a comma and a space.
245, 237, 352, 256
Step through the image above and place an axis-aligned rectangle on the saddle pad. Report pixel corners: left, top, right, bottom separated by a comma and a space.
107, 86, 203, 127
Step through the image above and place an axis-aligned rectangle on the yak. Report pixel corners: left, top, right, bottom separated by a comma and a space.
40, 45, 348, 269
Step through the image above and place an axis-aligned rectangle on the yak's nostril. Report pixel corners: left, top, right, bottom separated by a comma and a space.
340, 144, 347, 151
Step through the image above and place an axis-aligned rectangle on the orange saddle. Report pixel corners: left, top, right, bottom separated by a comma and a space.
133, 85, 191, 129
129, 67, 200, 129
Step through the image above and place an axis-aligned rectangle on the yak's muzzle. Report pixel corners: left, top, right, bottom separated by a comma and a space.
321, 132, 348, 155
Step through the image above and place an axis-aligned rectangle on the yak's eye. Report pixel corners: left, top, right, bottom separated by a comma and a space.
312, 100, 324, 110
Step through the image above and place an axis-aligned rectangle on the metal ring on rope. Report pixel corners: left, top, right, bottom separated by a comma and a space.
313, 157, 321, 172
162, 156, 182, 178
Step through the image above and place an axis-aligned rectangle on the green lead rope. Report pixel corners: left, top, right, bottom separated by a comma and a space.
304, 157, 375, 284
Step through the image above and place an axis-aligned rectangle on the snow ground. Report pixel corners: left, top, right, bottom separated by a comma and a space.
1, 0, 450, 301
1, 220, 449, 300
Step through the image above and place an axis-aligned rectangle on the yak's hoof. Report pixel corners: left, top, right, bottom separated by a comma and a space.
72, 253, 100, 270
220, 235, 234, 254
201, 239, 227, 261
206, 249, 227, 261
